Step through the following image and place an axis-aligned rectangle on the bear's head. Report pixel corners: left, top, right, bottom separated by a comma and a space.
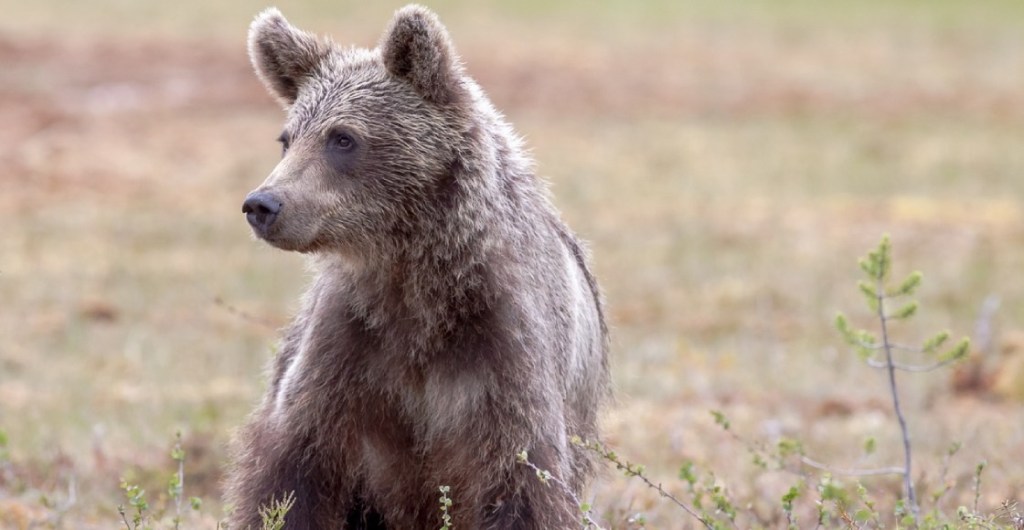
242, 5, 475, 255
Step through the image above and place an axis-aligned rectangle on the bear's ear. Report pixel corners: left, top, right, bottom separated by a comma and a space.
248, 8, 331, 106
380, 5, 464, 105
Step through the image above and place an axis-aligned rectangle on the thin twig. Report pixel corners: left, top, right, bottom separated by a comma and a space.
118, 506, 133, 530
865, 357, 960, 373
576, 440, 715, 530
932, 443, 962, 512
629, 472, 712, 529
853, 340, 922, 353
997, 500, 1024, 530
48, 474, 77, 528
517, 453, 606, 530
974, 461, 987, 514
213, 296, 278, 329
973, 295, 1001, 357
837, 504, 865, 530
799, 456, 904, 477
875, 281, 920, 523
174, 448, 184, 530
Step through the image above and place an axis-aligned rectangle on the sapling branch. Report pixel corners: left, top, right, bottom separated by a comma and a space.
571, 438, 714, 530
169, 431, 185, 530
517, 450, 606, 530
798, 455, 904, 478
864, 357, 960, 373
852, 341, 928, 353
872, 252, 920, 522
835, 236, 970, 526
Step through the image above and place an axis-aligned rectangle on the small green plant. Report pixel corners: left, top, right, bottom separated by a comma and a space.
835, 234, 970, 524
167, 431, 202, 529
257, 491, 295, 530
110, 432, 300, 530
438, 485, 453, 530
973, 460, 987, 515
116, 432, 207, 530
118, 479, 151, 530
781, 483, 801, 530
0, 428, 9, 462
572, 438, 715, 529
0, 427, 10, 487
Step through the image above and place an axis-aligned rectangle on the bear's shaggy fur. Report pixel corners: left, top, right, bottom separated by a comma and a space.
225, 5, 609, 529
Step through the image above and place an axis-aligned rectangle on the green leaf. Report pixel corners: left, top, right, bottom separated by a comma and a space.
777, 438, 804, 458
858, 281, 878, 301
889, 271, 923, 297
858, 257, 876, 278
875, 235, 892, 281
922, 330, 950, 353
858, 281, 879, 311
167, 473, 182, 498
752, 453, 767, 469
889, 301, 918, 320
855, 483, 873, 507
835, 313, 852, 339
863, 437, 876, 455
781, 485, 800, 509
853, 330, 877, 360
857, 330, 877, 347
710, 410, 730, 430
679, 461, 697, 485
835, 313, 865, 348
940, 338, 970, 363
819, 477, 848, 504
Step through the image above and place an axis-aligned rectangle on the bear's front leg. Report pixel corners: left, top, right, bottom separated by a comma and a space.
480, 446, 581, 530
225, 424, 352, 530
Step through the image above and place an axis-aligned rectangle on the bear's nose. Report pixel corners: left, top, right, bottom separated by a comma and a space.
242, 191, 282, 233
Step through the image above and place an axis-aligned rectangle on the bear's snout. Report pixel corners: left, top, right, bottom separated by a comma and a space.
242, 191, 282, 235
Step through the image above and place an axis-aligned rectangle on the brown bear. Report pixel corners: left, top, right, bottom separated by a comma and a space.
225, 5, 609, 529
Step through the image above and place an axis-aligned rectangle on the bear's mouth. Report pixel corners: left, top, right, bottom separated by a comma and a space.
249, 223, 281, 245
257, 233, 298, 251
255, 228, 324, 254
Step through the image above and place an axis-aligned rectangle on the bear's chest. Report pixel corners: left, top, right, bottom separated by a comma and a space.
273, 307, 494, 438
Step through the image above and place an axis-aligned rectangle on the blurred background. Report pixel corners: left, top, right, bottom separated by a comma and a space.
1, 1, 1022, 527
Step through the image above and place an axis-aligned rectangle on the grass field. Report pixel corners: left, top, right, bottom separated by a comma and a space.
1, 1, 1023, 528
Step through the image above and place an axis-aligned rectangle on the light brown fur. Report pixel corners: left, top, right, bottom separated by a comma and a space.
226, 6, 609, 529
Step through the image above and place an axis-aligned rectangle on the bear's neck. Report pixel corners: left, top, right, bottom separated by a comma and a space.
315, 226, 501, 358
323, 119, 533, 356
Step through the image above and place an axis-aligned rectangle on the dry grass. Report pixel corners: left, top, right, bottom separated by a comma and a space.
1, 1, 1023, 528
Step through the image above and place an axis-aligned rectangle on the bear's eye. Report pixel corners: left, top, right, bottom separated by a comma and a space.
327, 130, 357, 152
277, 132, 291, 157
